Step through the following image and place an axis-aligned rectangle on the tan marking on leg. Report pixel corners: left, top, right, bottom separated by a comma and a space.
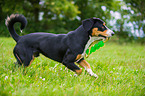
28, 56, 35, 67
78, 60, 91, 69
75, 54, 82, 61
16, 54, 22, 64
77, 60, 98, 78
75, 68, 82, 75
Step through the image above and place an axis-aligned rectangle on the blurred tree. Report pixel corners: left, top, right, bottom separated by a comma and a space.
24, 0, 40, 22
0, 0, 144, 41
0, 0, 41, 23
1, 0, 24, 15
0, 0, 80, 35
111, 1, 133, 37
61, 0, 122, 31
39, 0, 80, 32
0, 0, 2, 21
0, 0, 24, 36
42, 0, 80, 19
124, 0, 145, 36
74, 0, 121, 20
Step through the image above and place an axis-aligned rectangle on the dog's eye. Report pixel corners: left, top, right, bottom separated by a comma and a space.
99, 26, 106, 32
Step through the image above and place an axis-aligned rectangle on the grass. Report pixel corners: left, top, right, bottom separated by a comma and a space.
0, 37, 145, 96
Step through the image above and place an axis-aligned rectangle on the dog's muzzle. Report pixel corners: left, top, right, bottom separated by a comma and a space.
106, 29, 115, 37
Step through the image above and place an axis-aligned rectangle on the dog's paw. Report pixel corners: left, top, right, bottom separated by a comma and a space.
91, 73, 98, 78
86, 69, 98, 78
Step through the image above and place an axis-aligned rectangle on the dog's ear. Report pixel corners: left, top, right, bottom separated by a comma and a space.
92, 17, 104, 23
82, 18, 94, 31
82, 17, 104, 31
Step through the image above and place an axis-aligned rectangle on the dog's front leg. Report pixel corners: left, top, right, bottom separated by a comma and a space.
78, 59, 98, 78
62, 50, 82, 75
62, 61, 82, 75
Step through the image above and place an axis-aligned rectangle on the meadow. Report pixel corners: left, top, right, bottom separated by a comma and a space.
0, 37, 145, 96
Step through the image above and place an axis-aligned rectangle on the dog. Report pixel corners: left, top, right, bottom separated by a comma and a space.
5, 14, 114, 78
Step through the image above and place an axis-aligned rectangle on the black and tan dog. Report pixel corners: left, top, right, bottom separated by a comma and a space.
5, 14, 114, 78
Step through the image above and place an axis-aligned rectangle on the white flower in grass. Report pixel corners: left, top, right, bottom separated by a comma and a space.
42, 78, 45, 81
5, 76, 8, 80
110, 71, 113, 73
40, 77, 42, 79
70, 74, 72, 77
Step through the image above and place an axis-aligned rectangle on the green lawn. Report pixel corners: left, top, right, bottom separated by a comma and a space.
0, 37, 145, 96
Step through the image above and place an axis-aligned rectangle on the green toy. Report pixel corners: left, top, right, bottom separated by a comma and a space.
86, 41, 104, 55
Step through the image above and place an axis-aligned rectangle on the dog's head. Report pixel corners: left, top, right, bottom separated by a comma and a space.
82, 17, 114, 39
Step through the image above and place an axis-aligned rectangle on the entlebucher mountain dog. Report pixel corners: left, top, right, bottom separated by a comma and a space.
5, 14, 114, 78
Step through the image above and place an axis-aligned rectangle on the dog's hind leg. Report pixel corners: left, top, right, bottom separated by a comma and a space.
24, 54, 34, 67
13, 46, 24, 65
13, 45, 34, 67
22, 49, 35, 67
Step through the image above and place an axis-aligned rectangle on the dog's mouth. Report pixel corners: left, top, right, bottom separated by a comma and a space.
98, 34, 107, 39
97, 29, 115, 39
98, 34, 111, 40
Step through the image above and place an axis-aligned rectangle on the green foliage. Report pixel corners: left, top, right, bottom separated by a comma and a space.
0, 0, 80, 35
0, 38, 145, 95
0, 0, 144, 41
116, 0, 145, 37
74, 0, 121, 20
44, 0, 80, 19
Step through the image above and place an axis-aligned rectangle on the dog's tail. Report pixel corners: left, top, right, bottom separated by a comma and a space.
5, 14, 27, 42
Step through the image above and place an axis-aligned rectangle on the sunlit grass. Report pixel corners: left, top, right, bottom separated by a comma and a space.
0, 37, 145, 96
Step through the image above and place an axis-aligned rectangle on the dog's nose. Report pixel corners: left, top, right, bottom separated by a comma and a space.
111, 32, 115, 36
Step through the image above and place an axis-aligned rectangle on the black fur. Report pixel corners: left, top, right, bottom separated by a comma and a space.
6, 14, 105, 71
